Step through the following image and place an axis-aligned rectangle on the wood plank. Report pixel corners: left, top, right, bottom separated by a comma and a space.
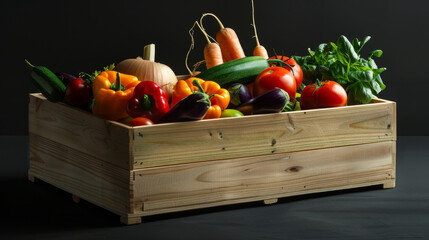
383, 180, 396, 189
28, 93, 132, 170
28, 133, 131, 216
72, 194, 81, 203
131, 100, 396, 168
263, 198, 278, 205
131, 141, 395, 214
120, 216, 142, 225
28, 174, 36, 182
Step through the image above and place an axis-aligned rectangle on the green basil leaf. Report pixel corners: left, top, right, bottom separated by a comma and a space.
337, 35, 360, 63
372, 67, 386, 76
329, 42, 337, 51
317, 43, 327, 55
327, 58, 336, 66
370, 79, 382, 94
367, 58, 378, 69
356, 36, 371, 53
352, 38, 360, 52
348, 70, 374, 82
351, 61, 372, 72
375, 75, 386, 91
331, 62, 347, 77
307, 65, 317, 71
337, 50, 349, 65
349, 82, 373, 104
369, 49, 383, 58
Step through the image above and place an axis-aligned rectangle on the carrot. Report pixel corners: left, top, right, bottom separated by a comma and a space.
204, 42, 223, 69
185, 21, 224, 75
200, 13, 246, 62
251, 0, 269, 59
196, 21, 223, 69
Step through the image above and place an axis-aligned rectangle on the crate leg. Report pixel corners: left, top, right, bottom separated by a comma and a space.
382, 179, 395, 189
263, 198, 278, 205
28, 174, 37, 183
120, 216, 142, 225
72, 194, 81, 203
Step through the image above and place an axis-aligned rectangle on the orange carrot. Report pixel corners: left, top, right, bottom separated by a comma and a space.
204, 42, 223, 69
251, 0, 269, 59
195, 21, 223, 69
253, 45, 268, 59
185, 21, 224, 75
201, 13, 246, 62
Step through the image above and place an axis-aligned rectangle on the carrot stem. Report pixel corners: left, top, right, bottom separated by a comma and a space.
200, 13, 225, 30
251, 0, 261, 46
185, 21, 199, 76
195, 21, 211, 44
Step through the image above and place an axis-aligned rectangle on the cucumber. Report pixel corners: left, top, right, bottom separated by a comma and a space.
25, 59, 66, 102
196, 56, 269, 87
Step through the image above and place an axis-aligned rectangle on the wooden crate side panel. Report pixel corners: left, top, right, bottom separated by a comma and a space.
131, 141, 395, 214
29, 133, 132, 216
131, 101, 395, 168
29, 94, 132, 170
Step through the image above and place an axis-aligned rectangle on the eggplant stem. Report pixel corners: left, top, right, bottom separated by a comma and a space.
192, 79, 206, 93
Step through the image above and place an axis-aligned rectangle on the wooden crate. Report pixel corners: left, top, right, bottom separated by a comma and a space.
28, 93, 396, 224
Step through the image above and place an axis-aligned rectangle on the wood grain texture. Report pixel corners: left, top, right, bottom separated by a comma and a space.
131, 141, 395, 215
29, 133, 132, 216
120, 216, 142, 225
263, 198, 278, 205
131, 99, 396, 168
29, 93, 132, 170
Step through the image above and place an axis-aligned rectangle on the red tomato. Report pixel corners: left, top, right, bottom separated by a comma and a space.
300, 81, 347, 110
269, 55, 303, 88
129, 117, 154, 127
253, 66, 296, 99
65, 77, 92, 106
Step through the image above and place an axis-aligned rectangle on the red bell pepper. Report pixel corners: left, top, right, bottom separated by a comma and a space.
126, 81, 170, 123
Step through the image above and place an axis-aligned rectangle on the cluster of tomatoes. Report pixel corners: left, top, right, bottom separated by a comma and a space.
254, 56, 347, 110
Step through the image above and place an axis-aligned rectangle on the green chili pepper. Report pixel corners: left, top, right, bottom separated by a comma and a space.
25, 59, 66, 102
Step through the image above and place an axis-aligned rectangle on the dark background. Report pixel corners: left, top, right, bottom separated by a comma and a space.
1, 0, 428, 136
2, 1, 429, 239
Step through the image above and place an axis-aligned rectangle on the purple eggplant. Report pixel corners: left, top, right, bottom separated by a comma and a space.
55, 72, 77, 86
236, 88, 289, 115
158, 94, 210, 124
227, 83, 252, 108
158, 80, 211, 124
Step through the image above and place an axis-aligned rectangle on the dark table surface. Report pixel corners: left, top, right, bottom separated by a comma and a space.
1, 136, 428, 240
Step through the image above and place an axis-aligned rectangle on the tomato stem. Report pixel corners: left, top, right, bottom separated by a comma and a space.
312, 79, 325, 95
267, 59, 295, 76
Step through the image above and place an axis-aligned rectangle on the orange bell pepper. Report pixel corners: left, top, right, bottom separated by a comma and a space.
171, 78, 230, 119
92, 71, 140, 121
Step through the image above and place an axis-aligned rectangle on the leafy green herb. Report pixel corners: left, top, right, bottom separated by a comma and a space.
79, 63, 115, 87
292, 35, 386, 104
92, 63, 115, 77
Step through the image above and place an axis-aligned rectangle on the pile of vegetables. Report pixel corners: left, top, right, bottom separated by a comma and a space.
25, 0, 387, 127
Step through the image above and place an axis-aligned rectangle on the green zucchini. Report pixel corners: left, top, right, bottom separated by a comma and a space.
25, 59, 66, 102
197, 56, 269, 87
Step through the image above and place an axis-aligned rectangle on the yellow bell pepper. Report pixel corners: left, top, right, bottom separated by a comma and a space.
171, 78, 230, 119
92, 71, 140, 121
